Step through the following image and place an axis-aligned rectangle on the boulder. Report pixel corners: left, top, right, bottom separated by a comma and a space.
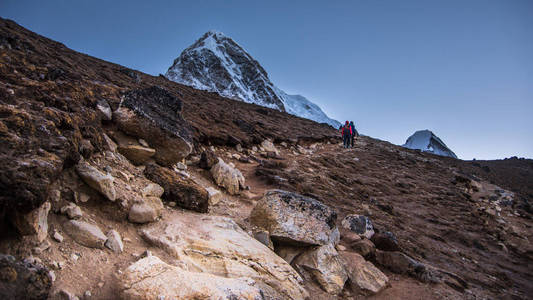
128, 197, 163, 224
11, 201, 50, 243
141, 183, 164, 198
375, 250, 442, 283
75, 160, 116, 201
60, 203, 82, 219
117, 145, 155, 165
340, 251, 389, 295
210, 158, 245, 195
293, 244, 348, 295
120, 255, 264, 300
350, 239, 376, 258
62, 220, 107, 249
342, 214, 375, 239
250, 190, 339, 246
0, 254, 52, 300
371, 231, 400, 252
114, 86, 193, 167
140, 212, 308, 300
199, 149, 218, 169
206, 186, 223, 206
261, 139, 279, 155
105, 230, 124, 253
144, 164, 208, 213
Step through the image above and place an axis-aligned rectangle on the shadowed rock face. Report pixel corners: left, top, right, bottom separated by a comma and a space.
0, 254, 52, 300
115, 86, 193, 166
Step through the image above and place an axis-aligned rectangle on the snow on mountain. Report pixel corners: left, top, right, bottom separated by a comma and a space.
166, 30, 341, 127
403, 130, 458, 158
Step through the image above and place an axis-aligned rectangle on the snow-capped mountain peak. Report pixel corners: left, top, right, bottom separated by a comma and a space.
403, 130, 457, 158
165, 31, 341, 127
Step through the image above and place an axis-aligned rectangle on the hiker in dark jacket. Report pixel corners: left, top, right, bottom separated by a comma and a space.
341, 121, 352, 148
349, 121, 357, 148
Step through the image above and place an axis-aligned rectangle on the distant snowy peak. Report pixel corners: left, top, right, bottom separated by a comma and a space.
403, 130, 457, 158
165, 30, 340, 127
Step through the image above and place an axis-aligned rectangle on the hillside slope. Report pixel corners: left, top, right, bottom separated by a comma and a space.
0, 18, 532, 300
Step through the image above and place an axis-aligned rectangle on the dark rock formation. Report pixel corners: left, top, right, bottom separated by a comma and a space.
144, 164, 208, 213
0, 254, 52, 299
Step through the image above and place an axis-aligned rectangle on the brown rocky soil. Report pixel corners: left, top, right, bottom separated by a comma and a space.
1, 17, 532, 299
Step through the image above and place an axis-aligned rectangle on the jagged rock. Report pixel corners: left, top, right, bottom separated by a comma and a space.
105, 230, 124, 253
102, 133, 117, 152
11, 201, 50, 243
120, 255, 264, 300
250, 190, 339, 246
210, 158, 245, 195
128, 197, 163, 224
62, 220, 107, 249
371, 231, 400, 252
342, 214, 375, 239
261, 139, 279, 155
350, 239, 376, 258
60, 203, 82, 219
0, 254, 52, 300
206, 186, 223, 206
293, 244, 348, 295
114, 86, 193, 167
144, 164, 208, 213
141, 183, 164, 198
140, 212, 308, 300
53, 231, 64, 243
96, 99, 112, 121
75, 160, 116, 201
117, 145, 155, 165
199, 149, 218, 169
78, 139, 94, 159
253, 230, 274, 250
340, 251, 389, 294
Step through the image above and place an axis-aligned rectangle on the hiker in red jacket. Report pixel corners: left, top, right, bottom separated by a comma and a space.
341, 121, 352, 148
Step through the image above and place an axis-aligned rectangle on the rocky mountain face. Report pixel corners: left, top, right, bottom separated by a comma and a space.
166, 30, 341, 127
403, 130, 458, 158
1, 18, 532, 300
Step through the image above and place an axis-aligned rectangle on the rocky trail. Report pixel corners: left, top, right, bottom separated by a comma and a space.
1, 17, 532, 299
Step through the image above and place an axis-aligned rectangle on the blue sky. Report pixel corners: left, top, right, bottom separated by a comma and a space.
2, 0, 532, 159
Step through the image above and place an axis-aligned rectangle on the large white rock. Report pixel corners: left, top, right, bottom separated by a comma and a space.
250, 190, 339, 246
120, 255, 264, 300
62, 220, 107, 249
210, 158, 245, 195
293, 244, 348, 295
12, 201, 50, 243
75, 160, 116, 201
140, 212, 308, 300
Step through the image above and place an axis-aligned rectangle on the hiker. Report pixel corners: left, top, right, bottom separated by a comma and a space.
341, 121, 352, 148
350, 121, 357, 148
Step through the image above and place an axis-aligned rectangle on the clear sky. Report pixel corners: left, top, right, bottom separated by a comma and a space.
2, 0, 532, 160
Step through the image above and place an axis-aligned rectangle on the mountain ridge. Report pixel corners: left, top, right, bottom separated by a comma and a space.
165, 30, 341, 127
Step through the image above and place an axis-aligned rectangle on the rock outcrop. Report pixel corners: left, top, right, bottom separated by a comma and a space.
250, 190, 339, 246
114, 86, 193, 167
0, 254, 52, 300
140, 212, 308, 300
341, 214, 375, 240
120, 255, 265, 300
11, 201, 50, 243
144, 163, 208, 213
